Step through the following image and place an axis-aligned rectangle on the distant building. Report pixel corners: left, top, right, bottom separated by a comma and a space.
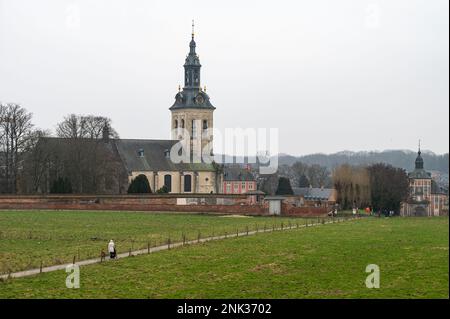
222, 167, 257, 195
291, 186, 337, 208
401, 147, 448, 216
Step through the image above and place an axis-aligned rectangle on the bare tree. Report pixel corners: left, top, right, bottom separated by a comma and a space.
56, 114, 118, 139
332, 164, 371, 209
308, 164, 330, 187
84, 115, 118, 139
0, 103, 34, 193
258, 173, 279, 195
42, 113, 123, 194
292, 161, 309, 186
19, 129, 52, 193
55, 114, 87, 139
292, 161, 331, 187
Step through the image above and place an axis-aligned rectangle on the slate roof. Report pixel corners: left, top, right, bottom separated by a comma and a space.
223, 168, 255, 181
38, 137, 215, 174
114, 139, 215, 173
169, 88, 215, 110
408, 169, 431, 179
408, 150, 431, 179
431, 181, 448, 195
169, 33, 215, 111
39, 137, 117, 154
292, 187, 333, 200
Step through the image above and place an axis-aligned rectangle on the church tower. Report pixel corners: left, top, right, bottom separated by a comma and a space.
169, 21, 215, 159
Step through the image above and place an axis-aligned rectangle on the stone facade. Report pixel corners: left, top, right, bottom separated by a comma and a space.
171, 108, 214, 155
401, 148, 448, 216
124, 26, 221, 194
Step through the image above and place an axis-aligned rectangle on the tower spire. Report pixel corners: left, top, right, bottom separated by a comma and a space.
415, 139, 424, 170
192, 19, 195, 39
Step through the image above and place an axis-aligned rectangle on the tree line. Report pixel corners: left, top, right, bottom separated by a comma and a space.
259, 160, 410, 214
1, 103, 124, 194
278, 151, 449, 174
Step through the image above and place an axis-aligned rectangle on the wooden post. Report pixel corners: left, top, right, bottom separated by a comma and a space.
73, 256, 76, 265
225, 231, 227, 239
182, 234, 186, 246
40, 261, 43, 273
129, 248, 132, 257
236, 229, 239, 237
147, 242, 150, 254
281, 222, 284, 231
168, 238, 171, 250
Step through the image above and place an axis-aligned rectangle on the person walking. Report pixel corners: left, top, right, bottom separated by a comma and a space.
108, 239, 116, 259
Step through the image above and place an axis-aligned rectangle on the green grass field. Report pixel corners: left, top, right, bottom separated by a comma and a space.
0, 214, 448, 299
0, 210, 306, 273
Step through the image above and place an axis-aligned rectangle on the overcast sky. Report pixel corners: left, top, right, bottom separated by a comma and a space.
0, 0, 448, 156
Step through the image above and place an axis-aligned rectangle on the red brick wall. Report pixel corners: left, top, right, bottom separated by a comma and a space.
0, 195, 329, 217
282, 203, 329, 217
0, 195, 266, 215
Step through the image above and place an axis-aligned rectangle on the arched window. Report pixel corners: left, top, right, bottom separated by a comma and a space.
181, 119, 185, 128
184, 175, 192, 192
174, 120, 178, 128
203, 120, 208, 130
164, 175, 172, 192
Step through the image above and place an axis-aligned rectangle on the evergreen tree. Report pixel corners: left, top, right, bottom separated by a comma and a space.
50, 177, 73, 194
156, 185, 169, 194
367, 163, 409, 214
275, 177, 294, 195
298, 174, 310, 187
127, 174, 152, 194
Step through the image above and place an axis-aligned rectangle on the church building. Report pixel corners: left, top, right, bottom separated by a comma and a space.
119, 23, 220, 194
400, 146, 448, 216
36, 24, 222, 195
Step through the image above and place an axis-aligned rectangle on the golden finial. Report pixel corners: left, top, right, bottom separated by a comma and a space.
204, 85, 207, 92
178, 85, 181, 92
191, 19, 195, 39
